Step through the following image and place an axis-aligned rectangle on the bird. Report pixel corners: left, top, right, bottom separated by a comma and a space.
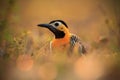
37, 20, 86, 55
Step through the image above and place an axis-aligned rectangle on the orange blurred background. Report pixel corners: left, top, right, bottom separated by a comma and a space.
0, 0, 120, 80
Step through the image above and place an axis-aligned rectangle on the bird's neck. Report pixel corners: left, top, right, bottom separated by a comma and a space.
51, 31, 71, 47
54, 29, 70, 40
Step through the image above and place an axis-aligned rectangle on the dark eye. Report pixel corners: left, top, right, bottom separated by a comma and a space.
54, 23, 59, 26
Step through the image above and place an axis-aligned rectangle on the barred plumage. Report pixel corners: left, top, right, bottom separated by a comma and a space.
70, 34, 86, 54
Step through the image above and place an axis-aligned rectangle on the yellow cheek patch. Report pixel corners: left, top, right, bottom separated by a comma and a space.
57, 26, 64, 31
57, 25, 69, 35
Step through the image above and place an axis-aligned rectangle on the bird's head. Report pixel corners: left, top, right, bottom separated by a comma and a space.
37, 20, 69, 39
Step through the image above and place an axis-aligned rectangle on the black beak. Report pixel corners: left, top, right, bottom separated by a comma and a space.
37, 23, 56, 33
37, 24, 52, 28
37, 23, 65, 38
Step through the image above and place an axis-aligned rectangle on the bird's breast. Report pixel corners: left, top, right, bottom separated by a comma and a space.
51, 37, 70, 47
51, 37, 70, 53
50, 34, 71, 53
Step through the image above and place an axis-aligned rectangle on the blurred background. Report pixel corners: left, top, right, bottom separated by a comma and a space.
0, 0, 120, 80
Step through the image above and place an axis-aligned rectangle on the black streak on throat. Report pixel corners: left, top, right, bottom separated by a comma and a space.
54, 31, 65, 39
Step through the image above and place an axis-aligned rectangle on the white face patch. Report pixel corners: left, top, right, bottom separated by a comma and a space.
50, 21, 62, 28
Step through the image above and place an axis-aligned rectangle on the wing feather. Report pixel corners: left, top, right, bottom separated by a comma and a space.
70, 34, 86, 54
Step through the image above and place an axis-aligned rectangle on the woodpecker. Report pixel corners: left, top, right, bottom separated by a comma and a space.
37, 20, 86, 55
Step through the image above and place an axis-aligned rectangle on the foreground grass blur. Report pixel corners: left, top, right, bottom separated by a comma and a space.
0, 30, 119, 80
